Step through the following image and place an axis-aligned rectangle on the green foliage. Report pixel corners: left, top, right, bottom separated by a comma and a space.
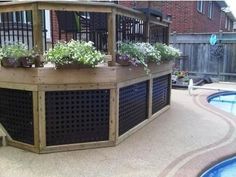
44, 40, 104, 67
117, 42, 161, 64
118, 42, 163, 73
0, 43, 32, 60
133, 42, 161, 63
44, 41, 70, 64
154, 43, 181, 61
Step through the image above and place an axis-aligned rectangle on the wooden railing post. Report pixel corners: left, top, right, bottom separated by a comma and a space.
166, 24, 170, 45
32, 3, 43, 67
144, 16, 150, 42
107, 9, 116, 66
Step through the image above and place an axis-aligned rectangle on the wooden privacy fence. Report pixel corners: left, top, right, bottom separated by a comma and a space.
170, 32, 236, 81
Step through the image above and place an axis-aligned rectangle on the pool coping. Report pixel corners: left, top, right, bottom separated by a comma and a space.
159, 91, 236, 177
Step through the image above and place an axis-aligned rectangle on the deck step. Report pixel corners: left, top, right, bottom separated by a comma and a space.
0, 128, 6, 147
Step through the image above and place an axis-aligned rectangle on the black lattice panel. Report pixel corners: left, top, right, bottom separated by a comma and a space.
152, 74, 171, 114
0, 88, 34, 145
119, 81, 148, 136
45, 90, 110, 146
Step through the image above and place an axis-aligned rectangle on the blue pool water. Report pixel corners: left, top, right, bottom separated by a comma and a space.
201, 156, 236, 177
208, 92, 236, 116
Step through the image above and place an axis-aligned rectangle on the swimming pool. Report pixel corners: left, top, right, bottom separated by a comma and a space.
208, 92, 236, 116
200, 156, 236, 177
202, 92, 236, 177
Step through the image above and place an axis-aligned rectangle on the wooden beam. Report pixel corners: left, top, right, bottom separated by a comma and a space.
0, 3, 33, 13
149, 16, 169, 27
168, 74, 172, 106
38, 2, 112, 13
32, 3, 43, 58
144, 16, 150, 42
38, 91, 46, 151
148, 79, 153, 118
166, 25, 170, 45
115, 88, 119, 141
151, 70, 172, 79
107, 10, 116, 66
38, 83, 116, 91
109, 88, 117, 142
117, 76, 150, 88
115, 7, 146, 20
0, 67, 38, 84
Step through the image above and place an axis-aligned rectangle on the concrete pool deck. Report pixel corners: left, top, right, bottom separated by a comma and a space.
1, 82, 236, 177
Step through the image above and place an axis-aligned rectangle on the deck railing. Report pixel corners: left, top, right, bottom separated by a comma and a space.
0, 1, 170, 66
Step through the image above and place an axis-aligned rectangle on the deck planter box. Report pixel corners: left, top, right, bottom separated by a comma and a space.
0, 62, 172, 153
55, 62, 93, 69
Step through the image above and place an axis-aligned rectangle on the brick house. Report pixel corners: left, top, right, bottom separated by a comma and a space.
119, 1, 235, 33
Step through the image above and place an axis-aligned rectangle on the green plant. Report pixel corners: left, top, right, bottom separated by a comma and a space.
154, 43, 181, 61
44, 41, 70, 64
0, 43, 32, 61
133, 42, 161, 63
44, 40, 104, 67
117, 42, 162, 73
117, 42, 148, 73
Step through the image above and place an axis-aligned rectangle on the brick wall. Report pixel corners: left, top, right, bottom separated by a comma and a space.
156, 1, 230, 33
120, 1, 233, 33
192, 1, 221, 33
160, 1, 195, 33
118, 1, 133, 8
51, 11, 59, 42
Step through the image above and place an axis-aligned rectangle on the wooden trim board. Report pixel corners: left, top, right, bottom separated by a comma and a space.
38, 83, 116, 91
0, 82, 37, 91
33, 92, 40, 149
7, 139, 39, 153
41, 141, 115, 153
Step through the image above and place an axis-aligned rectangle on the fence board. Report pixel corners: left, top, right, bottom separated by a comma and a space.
171, 33, 236, 81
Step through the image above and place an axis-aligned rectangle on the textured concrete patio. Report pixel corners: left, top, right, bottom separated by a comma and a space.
0, 83, 236, 177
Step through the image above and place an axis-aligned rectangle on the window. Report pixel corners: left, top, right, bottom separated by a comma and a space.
225, 16, 228, 29
228, 19, 231, 31
208, 1, 213, 19
197, 0, 204, 13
